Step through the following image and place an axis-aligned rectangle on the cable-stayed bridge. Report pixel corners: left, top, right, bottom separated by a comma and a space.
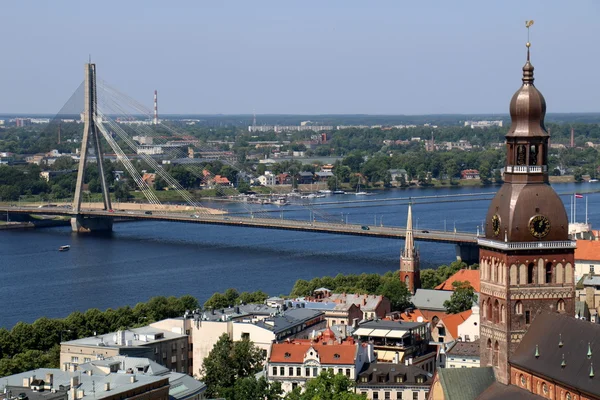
0, 63, 480, 261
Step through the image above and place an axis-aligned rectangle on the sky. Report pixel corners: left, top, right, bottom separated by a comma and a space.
1, 1, 599, 115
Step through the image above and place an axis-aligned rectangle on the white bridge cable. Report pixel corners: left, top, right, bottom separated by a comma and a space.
94, 117, 163, 209
96, 110, 211, 215
97, 81, 338, 222
97, 82, 271, 219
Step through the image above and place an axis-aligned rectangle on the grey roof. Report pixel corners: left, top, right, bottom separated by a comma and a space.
327, 293, 384, 312
583, 275, 600, 287
411, 289, 454, 311
198, 304, 277, 322
356, 363, 431, 388
1, 368, 169, 400
61, 326, 186, 348
3, 387, 66, 400
446, 340, 480, 358
298, 171, 314, 177
436, 367, 496, 400
314, 171, 333, 177
511, 312, 600, 397
477, 382, 544, 400
356, 319, 426, 331
254, 308, 324, 334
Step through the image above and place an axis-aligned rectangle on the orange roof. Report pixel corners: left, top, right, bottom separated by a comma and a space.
269, 341, 356, 364
439, 309, 472, 339
214, 175, 230, 184
435, 269, 480, 292
575, 240, 600, 261
398, 309, 428, 323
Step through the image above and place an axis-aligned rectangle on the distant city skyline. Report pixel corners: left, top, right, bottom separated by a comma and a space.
1, 0, 598, 115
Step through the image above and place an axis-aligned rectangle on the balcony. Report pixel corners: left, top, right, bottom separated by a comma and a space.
505, 165, 547, 174
477, 238, 576, 251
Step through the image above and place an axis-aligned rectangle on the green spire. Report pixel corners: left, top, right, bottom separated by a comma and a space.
561, 354, 566, 368
559, 334, 563, 348
591, 362, 595, 378
535, 344, 540, 358
588, 342, 593, 359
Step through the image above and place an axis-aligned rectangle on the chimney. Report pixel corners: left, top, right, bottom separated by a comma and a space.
586, 286, 595, 312
104, 383, 110, 392
23, 378, 30, 388
45, 373, 54, 387
76, 390, 84, 399
29, 376, 35, 385
130, 375, 136, 383
393, 352, 399, 364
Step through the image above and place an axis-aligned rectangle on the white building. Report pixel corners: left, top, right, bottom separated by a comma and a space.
456, 304, 480, 342
575, 240, 600, 282
445, 340, 480, 369
258, 171, 276, 186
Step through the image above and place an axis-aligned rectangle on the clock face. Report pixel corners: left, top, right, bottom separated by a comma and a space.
529, 215, 551, 238
491, 214, 501, 236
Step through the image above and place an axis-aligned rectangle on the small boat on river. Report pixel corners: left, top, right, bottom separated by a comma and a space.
58, 245, 70, 252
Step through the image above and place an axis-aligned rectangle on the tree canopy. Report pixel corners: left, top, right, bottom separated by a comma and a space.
443, 281, 477, 314
284, 370, 366, 400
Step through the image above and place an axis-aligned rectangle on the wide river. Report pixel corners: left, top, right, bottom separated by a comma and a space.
1, 182, 598, 329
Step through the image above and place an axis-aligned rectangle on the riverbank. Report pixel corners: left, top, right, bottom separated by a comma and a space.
0, 221, 34, 230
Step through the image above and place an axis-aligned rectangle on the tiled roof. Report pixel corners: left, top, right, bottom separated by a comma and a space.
436, 367, 495, 400
439, 309, 473, 339
328, 293, 383, 311
477, 382, 543, 399
435, 269, 481, 292
511, 312, 600, 397
412, 289, 454, 311
356, 363, 431, 387
446, 340, 480, 357
397, 309, 428, 323
575, 240, 600, 261
269, 341, 356, 364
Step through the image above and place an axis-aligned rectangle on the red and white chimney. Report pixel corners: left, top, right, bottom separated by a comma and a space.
153, 90, 158, 125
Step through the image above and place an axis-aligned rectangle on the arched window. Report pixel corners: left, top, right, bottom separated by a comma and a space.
527, 263, 535, 284
545, 262, 553, 284
556, 263, 564, 284
495, 264, 500, 284
405, 275, 410, 287
557, 299, 565, 313
482, 300, 487, 320
487, 339, 492, 366
501, 304, 506, 323
515, 301, 523, 315
519, 264, 527, 285
510, 264, 518, 285
493, 341, 499, 367
566, 263, 573, 284
487, 300, 493, 322
493, 300, 500, 324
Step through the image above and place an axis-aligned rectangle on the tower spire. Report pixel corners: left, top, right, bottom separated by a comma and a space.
399, 200, 420, 294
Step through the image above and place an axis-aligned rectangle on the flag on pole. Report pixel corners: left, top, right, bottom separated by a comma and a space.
575, 193, 584, 198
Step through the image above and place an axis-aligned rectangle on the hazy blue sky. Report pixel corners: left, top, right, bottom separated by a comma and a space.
1, 1, 598, 115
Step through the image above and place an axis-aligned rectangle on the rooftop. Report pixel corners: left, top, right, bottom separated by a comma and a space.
61, 326, 187, 348
511, 312, 600, 397
327, 293, 384, 311
438, 309, 473, 339
197, 304, 277, 322
575, 240, 600, 261
356, 362, 431, 387
435, 269, 481, 292
446, 340, 480, 358
411, 289, 454, 311
435, 367, 496, 400
255, 308, 324, 335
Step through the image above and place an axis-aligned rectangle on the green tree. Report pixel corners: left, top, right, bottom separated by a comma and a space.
420, 269, 441, 289
376, 278, 412, 311
443, 281, 477, 314
232, 376, 282, 400
201, 334, 266, 399
285, 370, 365, 400
237, 180, 251, 193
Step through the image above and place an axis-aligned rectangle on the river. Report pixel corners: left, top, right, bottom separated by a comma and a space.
1, 182, 598, 329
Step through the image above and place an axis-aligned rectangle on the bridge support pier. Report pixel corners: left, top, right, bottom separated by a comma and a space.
70, 215, 113, 233
455, 243, 479, 265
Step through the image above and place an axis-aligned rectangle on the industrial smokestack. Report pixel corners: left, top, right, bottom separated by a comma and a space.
153, 90, 158, 125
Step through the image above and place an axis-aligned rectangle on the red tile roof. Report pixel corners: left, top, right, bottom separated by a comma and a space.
435, 269, 480, 292
214, 175, 230, 184
269, 340, 356, 364
397, 309, 428, 323
438, 309, 472, 339
575, 240, 600, 261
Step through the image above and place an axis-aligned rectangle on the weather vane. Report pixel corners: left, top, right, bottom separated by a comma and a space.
525, 20, 534, 48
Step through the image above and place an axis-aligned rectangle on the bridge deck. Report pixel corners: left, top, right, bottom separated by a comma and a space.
0, 206, 477, 244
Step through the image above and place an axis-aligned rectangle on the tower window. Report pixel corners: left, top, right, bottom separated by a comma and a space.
527, 263, 535, 284
591, 265, 595, 275
515, 301, 523, 315
546, 262, 553, 284
529, 144, 538, 166
525, 310, 531, 324
557, 299, 565, 313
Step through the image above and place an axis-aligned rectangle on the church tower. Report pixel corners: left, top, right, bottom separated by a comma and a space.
400, 202, 420, 294
478, 37, 576, 385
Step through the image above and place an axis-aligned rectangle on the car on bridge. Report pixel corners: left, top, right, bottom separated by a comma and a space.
145, 211, 152, 215
361, 226, 370, 231
422, 230, 430, 233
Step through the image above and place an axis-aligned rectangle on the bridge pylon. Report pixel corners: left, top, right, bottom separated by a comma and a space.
71, 63, 113, 233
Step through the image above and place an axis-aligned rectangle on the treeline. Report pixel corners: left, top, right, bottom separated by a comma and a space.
203, 289, 269, 310
0, 295, 198, 377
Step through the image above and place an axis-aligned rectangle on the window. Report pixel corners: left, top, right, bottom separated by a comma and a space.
280, 367, 284, 376
557, 299, 565, 313
385, 392, 391, 399
465, 335, 470, 342
546, 262, 553, 283
338, 368, 342, 375
360, 375, 368, 383
241, 332, 250, 340
413, 392, 419, 400
527, 263, 535, 284
346, 368, 351, 377
378, 375, 386, 383
292, 383, 298, 390
373, 393, 379, 400
591, 265, 595, 274
284, 352, 291, 358
289, 367, 294, 376
313, 367, 318, 377
525, 310, 531, 324
515, 301, 523, 315
305, 367, 310, 376
297, 367, 301, 376
84, 357, 91, 363
71, 356, 79, 363
396, 393, 403, 400
272, 367, 277, 376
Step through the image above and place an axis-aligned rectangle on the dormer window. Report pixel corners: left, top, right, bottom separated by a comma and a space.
395, 374, 406, 383
360, 375, 368, 383
416, 374, 426, 384
333, 353, 340, 359
284, 352, 291, 358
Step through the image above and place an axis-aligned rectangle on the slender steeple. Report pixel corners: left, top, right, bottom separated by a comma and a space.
400, 202, 420, 294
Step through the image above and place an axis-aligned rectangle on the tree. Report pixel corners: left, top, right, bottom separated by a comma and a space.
232, 377, 282, 400
420, 269, 441, 289
376, 279, 412, 311
237, 180, 251, 193
443, 281, 477, 314
201, 334, 266, 399
285, 370, 365, 400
